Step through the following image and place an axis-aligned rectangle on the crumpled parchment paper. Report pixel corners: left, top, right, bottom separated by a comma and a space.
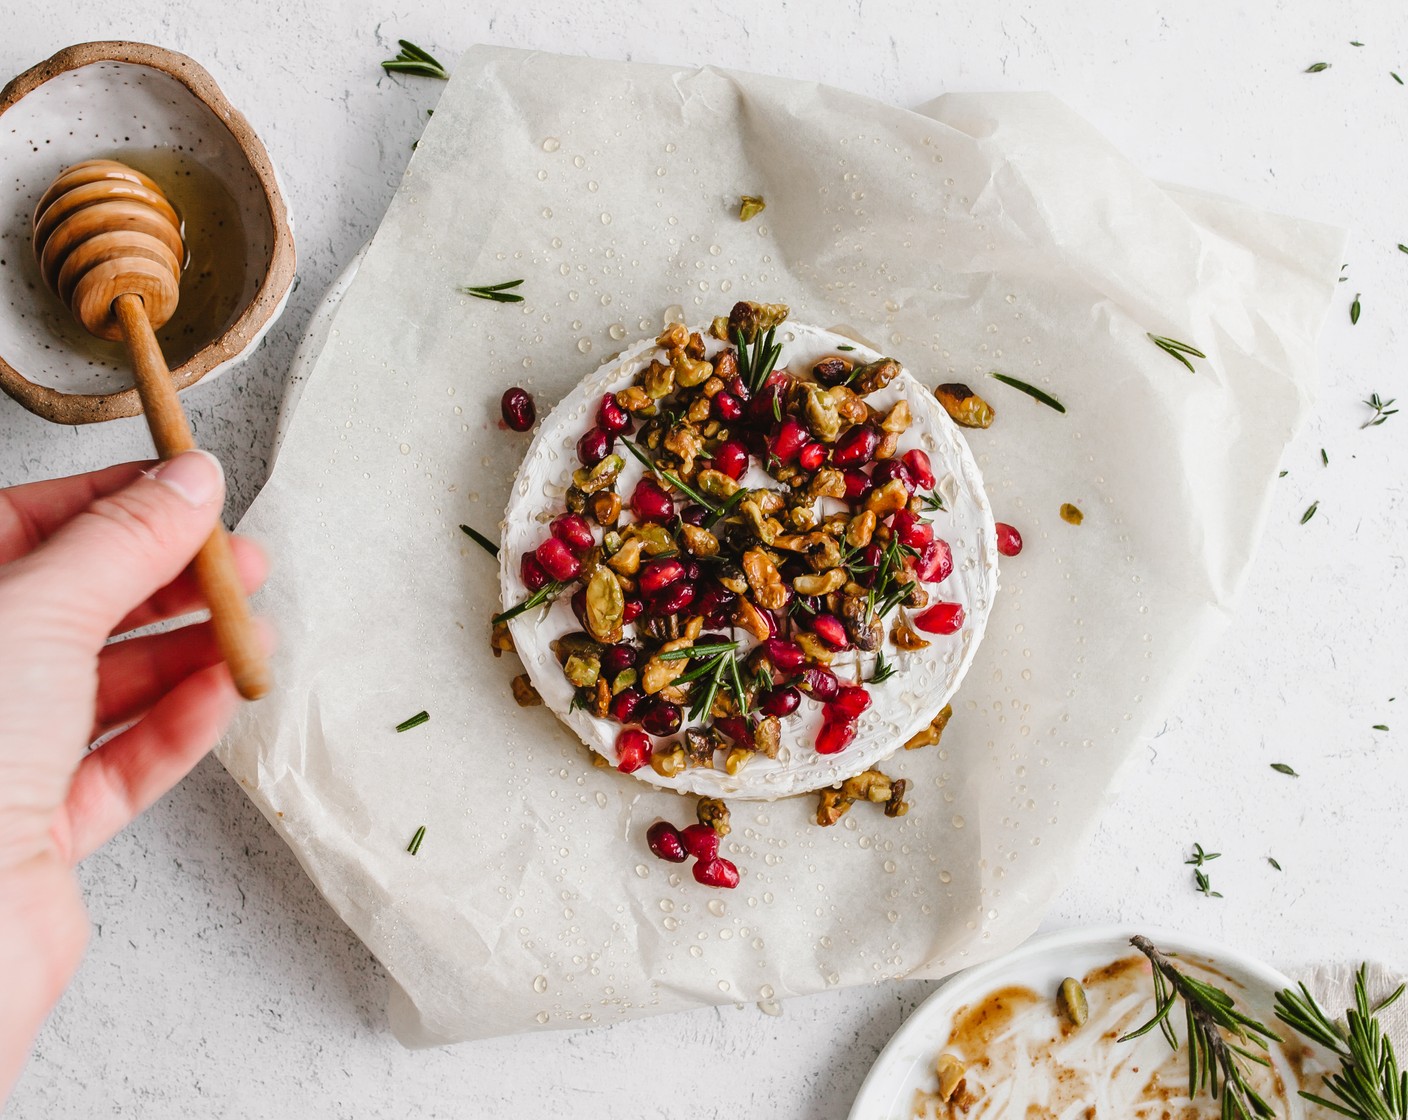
220, 46, 1345, 1046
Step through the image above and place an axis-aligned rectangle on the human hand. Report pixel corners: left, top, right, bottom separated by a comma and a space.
0, 453, 270, 1101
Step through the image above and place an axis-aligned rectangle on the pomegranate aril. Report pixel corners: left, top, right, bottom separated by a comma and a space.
693, 856, 740, 889
915, 601, 966, 635
728, 375, 752, 402
570, 587, 590, 630
831, 685, 872, 719
520, 552, 550, 592
600, 643, 638, 676
500, 387, 536, 431
696, 584, 738, 626
640, 698, 682, 737
630, 476, 675, 523
621, 597, 644, 624
680, 504, 710, 527
763, 637, 806, 673
872, 459, 916, 496
647, 581, 695, 616
812, 614, 850, 650
749, 382, 787, 424
769, 416, 810, 462
616, 729, 652, 773
914, 538, 953, 583
798, 441, 827, 472
550, 513, 595, 553
646, 821, 688, 862
902, 449, 936, 490
713, 391, 744, 422
577, 427, 614, 467
713, 716, 754, 749
610, 686, 645, 723
760, 686, 801, 717
680, 823, 721, 861
815, 715, 857, 755
841, 468, 872, 503
684, 560, 703, 583
891, 508, 933, 549
596, 393, 631, 435
536, 537, 582, 582
798, 665, 840, 702
831, 423, 880, 467
996, 522, 1024, 557
639, 558, 686, 594
714, 440, 749, 480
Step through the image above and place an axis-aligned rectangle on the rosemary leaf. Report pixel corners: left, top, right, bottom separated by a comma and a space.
396, 710, 429, 733
1351, 293, 1362, 325
461, 279, 525, 303
1305, 61, 1331, 72
1267, 856, 1282, 871
620, 438, 718, 511
1301, 501, 1319, 524
406, 825, 427, 855
1398, 244, 1408, 254
459, 523, 500, 558
987, 372, 1066, 413
1321, 448, 1329, 467
837, 344, 856, 351
492, 579, 569, 625
1147, 333, 1207, 372
1394, 72, 1405, 85
1270, 762, 1299, 777
658, 641, 739, 662
1351, 40, 1365, 47
1373, 724, 1390, 731
381, 40, 449, 80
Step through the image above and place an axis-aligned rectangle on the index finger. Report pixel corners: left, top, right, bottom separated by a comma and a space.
0, 461, 156, 566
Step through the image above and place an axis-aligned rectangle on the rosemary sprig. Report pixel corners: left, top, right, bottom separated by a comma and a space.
460, 279, 525, 303
735, 326, 782, 396
658, 641, 740, 662
381, 40, 449, 80
492, 579, 569, 625
987, 372, 1067, 413
1123, 936, 1280, 1119
1274, 965, 1407, 1120
870, 650, 896, 684
1187, 843, 1223, 898
620, 438, 719, 512
920, 492, 947, 513
863, 535, 919, 622
406, 825, 427, 855
1148, 333, 1207, 373
459, 523, 499, 558
703, 485, 750, 530
1363, 394, 1398, 428
396, 710, 430, 732
682, 647, 751, 722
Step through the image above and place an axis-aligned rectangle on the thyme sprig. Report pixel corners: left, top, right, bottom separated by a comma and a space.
1149, 333, 1208, 373
460, 279, 524, 303
459, 523, 499, 558
492, 579, 569, 625
1274, 965, 1407, 1120
735, 326, 782, 397
620, 438, 719, 512
1363, 394, 1399, 428
1187, 842, 1223, 898
381, 40, 449, 80
1123, 936, 1279, 1119
987, 372, 1067, 413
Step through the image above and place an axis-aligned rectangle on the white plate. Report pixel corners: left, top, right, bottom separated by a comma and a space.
848, 925, 1323, 1120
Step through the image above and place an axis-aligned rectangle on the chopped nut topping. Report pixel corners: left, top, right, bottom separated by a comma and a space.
643, 360, 676, 399
723, 746, 753, 775
934, 382, 995, 428
846, 510, 877, 548
651, 744, 687, 777
839, 593, 884, 651
904, 704, 952, 750
794, 632, 834, 664
794, 569, 848, 596
584, 567, 625, 643
733, 596, 772, 641
753, 716, 781, 758
817, 768, 909, 827
934, 1054, 966, 1103
697, 797, 731, 836
727, 299, 789, 341
875, 430, 900, 461
850, 357, 900, 395
880, 400, 911, 433
684, 726, 720, 768
865, 478, 910, 517
590, 677, 612, 717
679, 523, 720, 557
738, 195, 766, 221
1060, 502, 1084, 525
891, 616, 931, 651
806, 468, 848, 501
884, 778, 909, 818
816, 788, 850, 826
588, 490, 622, 527
490, 621, 515, 657
510, 674, 542, 707
742, 549, 789, 611
617, 385, 653, 413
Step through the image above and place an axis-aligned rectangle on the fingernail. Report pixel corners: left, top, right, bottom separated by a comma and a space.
151, 450, 225, 508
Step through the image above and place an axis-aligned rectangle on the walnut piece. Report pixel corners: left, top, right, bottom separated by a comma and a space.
904, 704, 953, 750
490, 621, 515, 658
697, 797, 731, 836
743, 548, 789, 610
510, 674, 542, 707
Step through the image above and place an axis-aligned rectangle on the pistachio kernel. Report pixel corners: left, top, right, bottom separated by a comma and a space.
1057, 977, 1089, 1027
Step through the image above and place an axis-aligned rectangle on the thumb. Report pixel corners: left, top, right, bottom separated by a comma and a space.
10, 451, 226, 642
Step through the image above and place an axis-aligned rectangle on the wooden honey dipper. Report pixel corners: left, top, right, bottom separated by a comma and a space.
33, 159, 270, 700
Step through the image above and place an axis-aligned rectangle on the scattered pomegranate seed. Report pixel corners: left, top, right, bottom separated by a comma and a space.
769, 416, 810, 462
995, 522, 1023, 557
550, 513, 595, 553
831, 685, 872, 719
914, 538, 953, 583
854, 541, 883, 587
693, 856, 740, 889
535, 537, 582, 582
500, 387, 535, 431
841, 468, 872, 502
621, 598, 644, 624
570, 587, 590, 629
872, 459, 916, 496
727, 375, 752, 402
630, 476, 675, 522
680, 823, 720, 861
713, 391, 743, 422
714, 440, 749, 480
677, 504, 708, 527
640, 698, 682, 736
760, 686, 801, 717
600, 643, 638, 676
647, 580, 695, 616
596, 393, 631, 434
610, 686, 645, 723
798, 441, 827, 472
901, 449, 935, 490
520, 552, 550, 592
891, 508, 934, 549
696, 583, 738, 626
639, 558, 686, 594
712, 716, 754, 749
646, 821, 688, 862
798, 665, 840, 702
915, 601, 966, 634
763, 637, 806, 673
684, 560, 703, 582
812, 614, 850, 650
577, 426, 614, 467
831, 422, 880, 467
616, 729, 652, 772
749, 381, 787, 424
815, 715, 857, 755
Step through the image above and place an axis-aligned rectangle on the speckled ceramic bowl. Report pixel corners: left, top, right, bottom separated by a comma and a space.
0, 41, 296, 424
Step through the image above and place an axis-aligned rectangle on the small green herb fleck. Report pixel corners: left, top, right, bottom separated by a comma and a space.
1268, 856, 1282, 871
1394, 72, 1405, 85
396, 710, 429, 733
459, 523, 499, 558
460, 279, 525, 304
1270, 762, 1299, 777
987, 372, 1066, 413
406, 825, 426, 855
1186, 842, 1221, 867
1147, 333, 1206, 373
1321, 448, 1329, 467
1398, 244, 1408, 255
1300, 501, 1319, 524
1362, 393, 1398, 428
1350, 40, 1365, 47
1350, 293, 1362, 324
1373, 724, 1389, 731
381, 40, 449, 80
1279, 470, 1289, 478
837, 344, 856, 351
1305, 61, 1331, 73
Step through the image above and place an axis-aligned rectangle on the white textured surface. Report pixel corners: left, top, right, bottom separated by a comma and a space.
2, 2, 1404, 1117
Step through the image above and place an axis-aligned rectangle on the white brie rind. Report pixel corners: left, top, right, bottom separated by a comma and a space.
500, 322, 998, 800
